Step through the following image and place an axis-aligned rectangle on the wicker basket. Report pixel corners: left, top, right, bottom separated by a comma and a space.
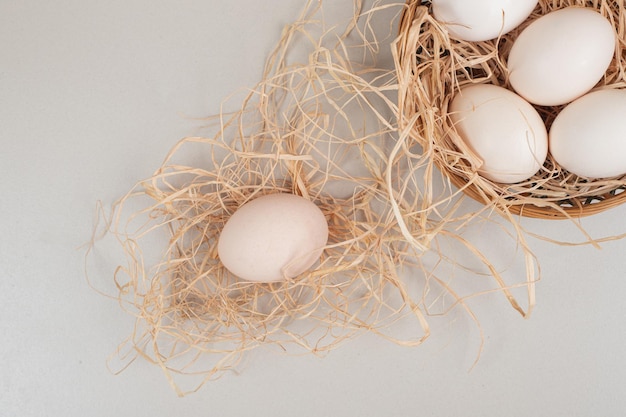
395, 0, 626, 219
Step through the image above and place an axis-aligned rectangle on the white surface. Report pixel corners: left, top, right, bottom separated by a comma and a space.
2, 1, 625, 416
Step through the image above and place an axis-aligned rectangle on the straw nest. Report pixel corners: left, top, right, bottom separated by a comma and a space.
394, 0, 626, 219
91, 0, 542, 395
95, 1, 440, 395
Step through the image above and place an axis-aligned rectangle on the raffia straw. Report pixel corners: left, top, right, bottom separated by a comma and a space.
88, 0, 546, 396
88, 0, 439, 396
394, 0, 626, 220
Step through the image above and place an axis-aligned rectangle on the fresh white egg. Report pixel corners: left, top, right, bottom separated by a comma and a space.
450, 84, 548, 183
431, 0, 538, 42
550, 89, 626, 179
507, 7, 615, 106
217, 193, 329, 282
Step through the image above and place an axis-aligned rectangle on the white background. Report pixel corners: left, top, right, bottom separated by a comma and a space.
2, 1, 625, 416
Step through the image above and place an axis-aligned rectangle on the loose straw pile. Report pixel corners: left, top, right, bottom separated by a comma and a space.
97, 1, 434, 395
394, 0, 626, 220
91, 0, 548, 395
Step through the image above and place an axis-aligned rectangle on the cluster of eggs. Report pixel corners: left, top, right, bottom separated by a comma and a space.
433, 0, 626, 183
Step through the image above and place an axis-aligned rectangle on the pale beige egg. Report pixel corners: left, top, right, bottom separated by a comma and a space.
450, 84, 548, 183
550, 89, 626, 179
218, 193, 329, 282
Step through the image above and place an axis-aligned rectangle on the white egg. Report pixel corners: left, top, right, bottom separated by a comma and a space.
431, 0, 538, 42
217, 193, 329, 282
550, 89, 626, 179
508, 7, 615, 106
450, 84, 548, 183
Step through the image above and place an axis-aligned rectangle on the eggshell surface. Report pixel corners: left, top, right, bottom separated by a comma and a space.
450, 84, 548, 183
431, 0, 537, 42
549, 89, 626, 179
217, 193, 329, 282
508, 7, 615, 106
